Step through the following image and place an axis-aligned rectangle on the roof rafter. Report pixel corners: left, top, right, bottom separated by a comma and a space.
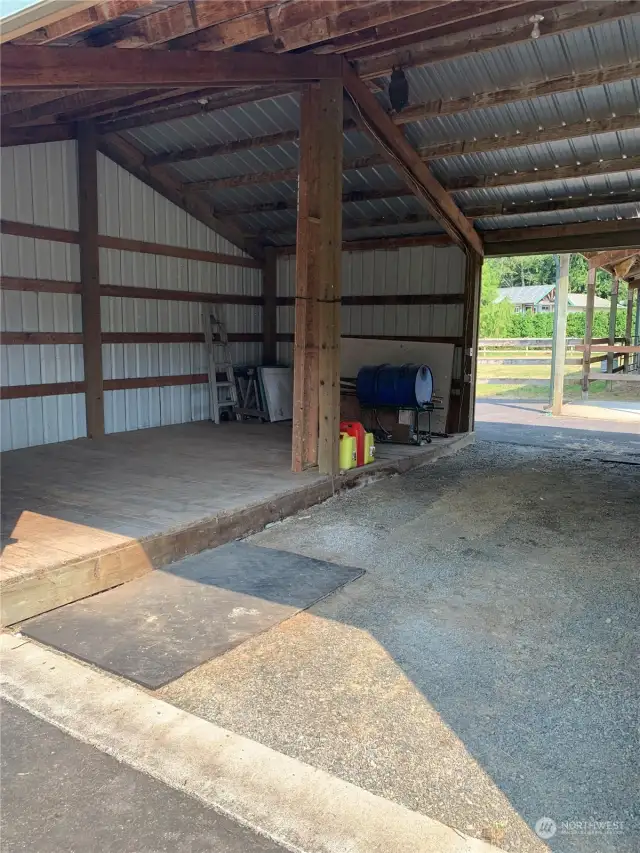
0, 44, 344, 89
355, 0, 638, 78
91, 56, 639, 138
143, 111, 640, 169
184, 153, 640, 193
92, 0, 277, 47
342, 62, 483, 255
252, 192, 640, 239
214, 189, 639, 220
329, 0, 553, 57
97, 131, 265, 261
9, 0, 155, 45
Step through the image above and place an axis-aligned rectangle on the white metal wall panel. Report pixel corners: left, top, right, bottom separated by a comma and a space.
276, 245, 466, 367
96, 156, 262, 435
1, 141, 78, 229
97, 153, 247, 258
1, 143, 263, 449
0, 231, 84, 449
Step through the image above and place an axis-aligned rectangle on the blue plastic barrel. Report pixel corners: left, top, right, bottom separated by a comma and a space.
356, 363, 433, 408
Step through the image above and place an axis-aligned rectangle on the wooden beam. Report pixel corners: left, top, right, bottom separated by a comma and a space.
419, 114, 640, 162
578, 344, 640, 353
1, 88, 145, 127
220, 189, 639, 222
607, 276, 620, 380
484, 219, 640, 244
0, 276, 262, 303
97, 132, 265, 260
1, 216, 262, 267
0, 381, 85, 399
1, 219, 78, 244
447, 155, 640, 192
293, 83, 321, 473
342, 63, 483, 256
1, 123, 76, 147
355, 1, 638, 78
0, 276, 80, 294
316, 79, 344, 476
77, 122, 104, 439
588, 248, 638, 270
550, 253, 570, 415
395, 61, 640, 126
98, 233, 262, 269
459, 250, 482, 432
146, 128, 302, 167
581, 266, 596, 398
98, 82, 294, 135
486, 230, 640, 256
613, 256, 637, 280
191, 150, 639, 198
10, 0, 155, 44
171, 0, 365, 51
96, 56, 640, 137
339, 0, 548, 57
0, 1, 98, 44
587, 371, 640, 381
94, 1, 275, 47
258, 0, 450, 53
292, 79, 343, 475
146, 111, 640, 172
263, 246, 278, 365
277, 233, 453, 255
624, 286, 635, 372
2, 332, 83, 345
0, 45, 344, 89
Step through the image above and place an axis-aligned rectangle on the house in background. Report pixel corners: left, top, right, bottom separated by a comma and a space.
494, 285, 611, 314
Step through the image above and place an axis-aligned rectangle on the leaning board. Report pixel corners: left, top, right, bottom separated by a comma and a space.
340, 337, 455, 434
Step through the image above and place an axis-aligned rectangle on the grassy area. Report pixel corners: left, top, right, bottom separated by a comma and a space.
477, 349, 640, 400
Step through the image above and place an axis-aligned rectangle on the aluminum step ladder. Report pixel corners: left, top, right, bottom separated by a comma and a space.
203, 308, 239, 424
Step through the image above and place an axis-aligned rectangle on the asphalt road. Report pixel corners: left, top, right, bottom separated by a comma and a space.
0, 700, 286, 853
475, 399, 640, 455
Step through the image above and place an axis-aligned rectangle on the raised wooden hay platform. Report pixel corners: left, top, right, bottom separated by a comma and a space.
1, 422, 472, 626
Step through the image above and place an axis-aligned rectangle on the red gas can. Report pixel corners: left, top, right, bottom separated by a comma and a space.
340, 420, 367, 467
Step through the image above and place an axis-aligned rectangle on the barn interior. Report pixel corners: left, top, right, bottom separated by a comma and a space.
1, 0, 639, 626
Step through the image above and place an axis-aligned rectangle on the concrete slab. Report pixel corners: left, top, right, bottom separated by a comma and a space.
1, 421, 469, 626
0, 634, 500, 853
158, 441, 639, 853
0, 700, 285, 853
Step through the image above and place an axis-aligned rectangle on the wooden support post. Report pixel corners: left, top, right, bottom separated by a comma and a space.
581, 265, 596, 399
77, 122, 104, 438
607, 276, 619, 387
624, 284, 634, 373
457, 250, 482, 433
550, 253, 569, 416
263, 247, 277, 365
292, 79, 343, 474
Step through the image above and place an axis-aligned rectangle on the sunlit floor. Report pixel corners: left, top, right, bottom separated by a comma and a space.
159, 438, 639, 853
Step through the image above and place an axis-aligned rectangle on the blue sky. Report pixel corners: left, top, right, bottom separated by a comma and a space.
1, 0, 39, 19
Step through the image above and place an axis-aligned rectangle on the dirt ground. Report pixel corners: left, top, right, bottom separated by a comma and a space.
160, 432, 639, 853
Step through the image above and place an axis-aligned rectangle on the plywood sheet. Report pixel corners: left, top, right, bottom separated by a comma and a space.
340, 337, 455, 434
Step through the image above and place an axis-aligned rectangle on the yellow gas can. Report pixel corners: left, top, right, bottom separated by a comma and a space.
364, 432, 375, 464
339, 431, 357, 470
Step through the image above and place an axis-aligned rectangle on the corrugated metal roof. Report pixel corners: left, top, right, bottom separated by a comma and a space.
117, 11, 640, 244
494, 285, 555, 304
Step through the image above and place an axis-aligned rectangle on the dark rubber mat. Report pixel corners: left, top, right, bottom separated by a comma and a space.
22, 542, 363, 688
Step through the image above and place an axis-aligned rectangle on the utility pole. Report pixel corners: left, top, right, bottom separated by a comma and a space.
550, 254, 570, 416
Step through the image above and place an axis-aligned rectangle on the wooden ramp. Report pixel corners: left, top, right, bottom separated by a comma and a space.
1, 423, 472, 626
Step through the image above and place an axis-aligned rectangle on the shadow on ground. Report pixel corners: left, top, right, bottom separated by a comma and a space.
154, 437, 639, 853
